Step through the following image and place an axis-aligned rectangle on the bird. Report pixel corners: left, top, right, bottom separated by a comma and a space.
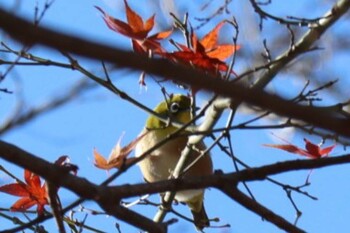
135, 94, 213, 231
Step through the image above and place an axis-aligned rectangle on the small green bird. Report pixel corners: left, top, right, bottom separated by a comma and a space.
135, 94, 213, 230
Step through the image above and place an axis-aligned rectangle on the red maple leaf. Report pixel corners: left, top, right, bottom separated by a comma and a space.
264, 138, 336, 159
162, 21, 240, 74
96, 0, 171, 54
0, 170, 48, 215
194, 21, 240, 61
0, 156, 77, 215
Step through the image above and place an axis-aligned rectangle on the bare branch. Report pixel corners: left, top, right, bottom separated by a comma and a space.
0, 79, 91, 134
0, 1, 349, 137
1, 140, 350, 232
221, 186, 305, 233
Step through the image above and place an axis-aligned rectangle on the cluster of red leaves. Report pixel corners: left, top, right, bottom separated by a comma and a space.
96, 1, 239, 80
94, 132, 147, 170
0, 156, 77, 215
96, 0, 172, 54
163, 21, 240, 74
264, 138, 336, 159
94, 3, 240, 170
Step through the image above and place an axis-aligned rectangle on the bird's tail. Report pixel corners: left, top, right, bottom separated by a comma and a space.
191, 203, 210, 231
186, 194, 210, 231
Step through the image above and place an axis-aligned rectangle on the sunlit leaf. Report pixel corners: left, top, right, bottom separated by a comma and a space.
0, 183, 28, 197
200, 21, 225, 49
160, 21, 239, 77
124, 0, 145, 33
0, 170, 48, 215
0, 156, 77, 215
96, 1, 171, 53
94, 132, 148, 170
206, 44, 241, 60
11, 197, 36, 212
149, 29, 173, 40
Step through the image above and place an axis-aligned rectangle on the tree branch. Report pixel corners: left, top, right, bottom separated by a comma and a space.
222, 186, 305, 233
1, 139, 350, 231
0, 79, 90, 134
251, 0, 350, 90
0, 140, 164, 232
1, 1, 349, 231
0, 2, 350, 137
3, 138, 350, 198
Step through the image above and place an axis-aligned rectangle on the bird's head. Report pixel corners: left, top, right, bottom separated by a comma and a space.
146, 94, 192, 131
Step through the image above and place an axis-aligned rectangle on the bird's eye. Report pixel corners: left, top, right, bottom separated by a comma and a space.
169, 102, 180, 113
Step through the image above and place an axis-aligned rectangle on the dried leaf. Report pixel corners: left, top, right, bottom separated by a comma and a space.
94, 132, 148, 170
93, 149, 113, 170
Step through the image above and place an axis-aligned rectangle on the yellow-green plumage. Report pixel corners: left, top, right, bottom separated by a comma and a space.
135, 94, 213, 230
145, 94, 192, 131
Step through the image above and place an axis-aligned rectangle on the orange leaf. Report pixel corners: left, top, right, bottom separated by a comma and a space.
94, 132, 148, 170
96, 4, 171, 54
165, 50, 230, 74
24, 169, 41, 190
135, 38, 164, 54
124, 0, 145, 33
93, 149, 113, 170
206, 44, 240, 60
0, 170, 48, 215
200, 21, 225, 49
149, 29, 173, 40
11, 197, 36, 212
161, 21, 239, 76
0, 156, 75, 215
95, 6, 135, 38
143, 15, 156, 33
199, 21, 240, 61
96, 5, 148, 40
0, 183, 28, 197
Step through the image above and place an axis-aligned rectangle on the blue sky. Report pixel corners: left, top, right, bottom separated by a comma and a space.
0, 1, 349, 232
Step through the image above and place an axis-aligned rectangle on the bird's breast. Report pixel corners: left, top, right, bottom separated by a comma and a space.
135, 128, 213, 202
135, 129, 188, 182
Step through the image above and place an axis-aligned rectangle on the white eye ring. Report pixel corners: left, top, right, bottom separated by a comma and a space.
169, 102, 180, 113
